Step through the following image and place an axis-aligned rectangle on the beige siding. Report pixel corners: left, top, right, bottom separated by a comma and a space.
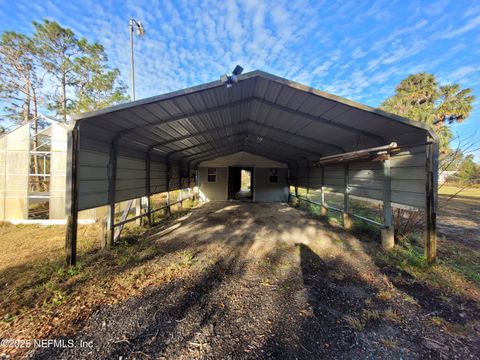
254, 168, 288, 202
198, 167, 228, 201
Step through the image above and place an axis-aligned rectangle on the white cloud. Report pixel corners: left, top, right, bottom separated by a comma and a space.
434, 14, 480, 39
352, 47, 367, 59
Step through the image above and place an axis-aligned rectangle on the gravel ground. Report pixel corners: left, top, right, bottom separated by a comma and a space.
31, 202, 479, 359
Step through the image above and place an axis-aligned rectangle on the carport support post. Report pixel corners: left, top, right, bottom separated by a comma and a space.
343, 163, 353, 229
145, 151, 151, 225
425, 141, 438, 264
320, 165, 327, 216
178, 165, 183, 208
106, 137, 119, 249
381, 156, 394, 250
306, 164, 310, 198
166, 162, 171, 216
65, 127, 79, 266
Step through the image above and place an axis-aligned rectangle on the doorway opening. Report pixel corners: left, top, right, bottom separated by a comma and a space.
228, 167, 254, 200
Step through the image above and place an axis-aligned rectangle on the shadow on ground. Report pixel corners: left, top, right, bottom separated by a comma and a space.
28, 202, 479, 359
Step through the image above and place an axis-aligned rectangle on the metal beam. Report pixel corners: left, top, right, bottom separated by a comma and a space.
115, 97, 384, 145
255, 98, 386, 143
146, 119, 344, 153
165, 132, 247, 161
148, 121, 248, 151
117, 97, 254, 137
186, 139, 300, 167
167, 130, 322, 164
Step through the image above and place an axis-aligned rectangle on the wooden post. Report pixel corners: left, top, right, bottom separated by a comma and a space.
65, 127, 79, 266
381, 156, 394, 249
343, 163, 353, 229
425, 141, 438, 264
165, 161, 171, 216
306, 163, 310, 199
320, 165, 328, 216
134, 198, 142, 225
146, 151, 151, 225
106, 137, 119, 249
294, 164, 299, 197
178, 165, 183, 208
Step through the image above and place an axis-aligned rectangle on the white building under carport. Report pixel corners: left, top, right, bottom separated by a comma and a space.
64, 70, 439, 266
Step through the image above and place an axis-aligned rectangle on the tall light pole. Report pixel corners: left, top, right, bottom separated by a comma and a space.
129, 19, 145, 224
129, 19, 145, 101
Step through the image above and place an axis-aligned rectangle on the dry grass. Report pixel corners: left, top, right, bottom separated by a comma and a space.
0, 200, 198, 356
0, 222, 102, 273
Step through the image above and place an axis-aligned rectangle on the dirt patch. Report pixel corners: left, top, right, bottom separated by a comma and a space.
437, 195, 480, 251
25, 202, 479, 359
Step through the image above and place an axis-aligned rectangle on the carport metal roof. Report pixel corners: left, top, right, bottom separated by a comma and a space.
73, 70, 437, 167
65, 70, 439, 268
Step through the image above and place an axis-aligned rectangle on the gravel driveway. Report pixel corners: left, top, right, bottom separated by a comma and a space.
31, 202, 479, 359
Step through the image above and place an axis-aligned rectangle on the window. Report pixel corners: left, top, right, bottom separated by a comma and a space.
207, 167, 217, 182
269, 168, 279, 183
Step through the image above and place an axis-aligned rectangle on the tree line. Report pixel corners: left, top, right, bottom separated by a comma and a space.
0, 19, 128, 131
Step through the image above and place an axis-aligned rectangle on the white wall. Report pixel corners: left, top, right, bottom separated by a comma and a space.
198, 167, 228, 201
254, 168, 289, 202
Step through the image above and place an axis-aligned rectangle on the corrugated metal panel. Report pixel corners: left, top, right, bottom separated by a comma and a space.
294, 145, 427, 209
74, 71, 434, 211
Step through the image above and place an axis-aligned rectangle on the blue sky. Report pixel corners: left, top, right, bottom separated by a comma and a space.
1, 0, 479, 160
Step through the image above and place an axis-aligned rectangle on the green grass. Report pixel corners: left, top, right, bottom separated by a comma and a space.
439, 185, 480, 198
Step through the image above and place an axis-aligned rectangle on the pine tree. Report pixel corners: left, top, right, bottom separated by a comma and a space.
0, 31, 42, 125
72, 40, 128, 113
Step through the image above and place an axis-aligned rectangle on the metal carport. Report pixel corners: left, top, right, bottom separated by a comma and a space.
65, 70, 438, 266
